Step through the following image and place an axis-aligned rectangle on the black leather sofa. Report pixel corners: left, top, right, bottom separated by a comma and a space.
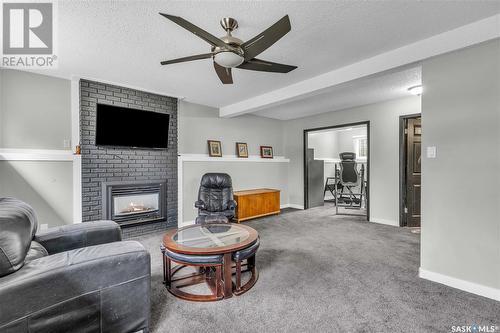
0, 197, 151, 332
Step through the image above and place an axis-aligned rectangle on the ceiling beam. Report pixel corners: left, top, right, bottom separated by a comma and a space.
219, 14, 500, 118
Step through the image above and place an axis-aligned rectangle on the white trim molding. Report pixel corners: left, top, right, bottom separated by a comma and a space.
0, 149, 74, 161
72, 155, 82, 223
282, 203, 304, 210
180, 204, 301, 226
419, 268, 500, 302
370, 217, 399, 227
220, 14, 500, 117
71, 77, 83, 223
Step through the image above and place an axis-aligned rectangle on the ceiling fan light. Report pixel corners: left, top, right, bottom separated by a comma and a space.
214, 51, 244, 68
408, 85, 423, 95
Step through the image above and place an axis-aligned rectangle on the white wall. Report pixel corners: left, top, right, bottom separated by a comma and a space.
420, 39, 500, 296
284, 96, 421, 225
178, 101, 289, 223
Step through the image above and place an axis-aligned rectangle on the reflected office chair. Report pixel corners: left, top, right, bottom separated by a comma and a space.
334, 152, 365, 214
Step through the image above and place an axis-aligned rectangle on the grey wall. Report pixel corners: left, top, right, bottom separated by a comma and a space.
178, 101, 289, 222
308, 131, 339, 159
284, 96, 421, 223
80, 80, 178, 235
179, 101, 284, 156
0, 69, 71, 149
338, 127, 367, 156
182, 162, 289, 222
0, 69, 73, 226
308, 127, 367, 160
0, 161, 73, 227
420, 40, 500, 290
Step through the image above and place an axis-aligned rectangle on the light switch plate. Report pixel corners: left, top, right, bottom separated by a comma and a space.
427, 146, 437, 158
40, 224, 48, 231
63, 139, 71, 148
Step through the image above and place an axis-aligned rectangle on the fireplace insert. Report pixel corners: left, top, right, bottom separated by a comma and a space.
102, 180, 167, 226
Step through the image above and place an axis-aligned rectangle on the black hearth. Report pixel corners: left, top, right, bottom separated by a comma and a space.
102, 180, 167, 226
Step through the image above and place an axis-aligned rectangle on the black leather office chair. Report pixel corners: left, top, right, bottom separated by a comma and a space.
334, 152, 365, 214
195, 173, 237, 219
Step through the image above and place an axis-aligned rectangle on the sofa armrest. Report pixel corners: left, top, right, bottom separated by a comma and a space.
195, 200, 206, 209
34, 220, 122, 254
0, 241, 150, 332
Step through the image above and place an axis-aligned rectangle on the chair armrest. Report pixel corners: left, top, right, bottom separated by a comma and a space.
195, 200, 206, 209
228, 199, 237, 210
0, 241, 150, 332
34, 220, 122, 254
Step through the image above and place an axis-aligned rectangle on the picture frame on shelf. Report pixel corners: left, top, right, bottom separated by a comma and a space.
260, 146, 273, 159
207, 140, 222, 157
236, 142, 248, 158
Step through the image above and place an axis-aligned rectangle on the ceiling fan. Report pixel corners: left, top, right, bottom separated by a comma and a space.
159, 13, 297, 84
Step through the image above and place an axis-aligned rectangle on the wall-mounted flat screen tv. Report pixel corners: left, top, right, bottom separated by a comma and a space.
95, 103, 170, 149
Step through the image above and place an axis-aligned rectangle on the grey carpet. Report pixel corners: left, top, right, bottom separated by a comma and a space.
131, 206, 500, 333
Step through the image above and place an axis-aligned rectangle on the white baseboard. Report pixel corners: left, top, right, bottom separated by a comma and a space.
419, 268, 500, 301
181, 203, 304, 225
281, 203, 304, 210
370, 217, 399, 226
179, 220, 195, 228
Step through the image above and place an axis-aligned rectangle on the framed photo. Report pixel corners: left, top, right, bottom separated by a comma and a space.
260, 146, 273, 159
207, 140, 222, 157
236, 142, 248, 158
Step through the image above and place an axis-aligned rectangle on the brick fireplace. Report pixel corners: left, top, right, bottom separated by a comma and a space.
80, 79, 177, 237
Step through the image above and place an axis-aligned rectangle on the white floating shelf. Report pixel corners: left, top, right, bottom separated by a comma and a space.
0, 149, 75, 161
179, 154, 290, 163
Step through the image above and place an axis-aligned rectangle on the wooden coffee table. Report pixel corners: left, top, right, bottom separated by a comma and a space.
162, 223, 259, 300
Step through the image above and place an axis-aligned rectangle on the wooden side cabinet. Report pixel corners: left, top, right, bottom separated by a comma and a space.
233, 188, 280, 223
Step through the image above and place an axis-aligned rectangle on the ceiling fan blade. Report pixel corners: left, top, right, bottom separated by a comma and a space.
161, 53, 213, 65
159, 13, 226, 48
241, 15, 291, 60
237, 58, 297, 73
213, 62, 233, 84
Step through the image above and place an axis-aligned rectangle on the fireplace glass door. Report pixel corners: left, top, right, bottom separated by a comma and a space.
113, 193, 160, 217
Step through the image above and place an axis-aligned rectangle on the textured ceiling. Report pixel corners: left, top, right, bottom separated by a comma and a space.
31, 1, 499, 110
253, 66, 422, 120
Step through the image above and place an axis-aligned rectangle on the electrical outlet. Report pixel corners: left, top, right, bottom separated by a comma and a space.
63, 139, 71, 148
426, 146, 437, 158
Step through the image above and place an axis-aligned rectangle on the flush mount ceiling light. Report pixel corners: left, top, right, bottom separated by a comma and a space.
408, 85, 423, 95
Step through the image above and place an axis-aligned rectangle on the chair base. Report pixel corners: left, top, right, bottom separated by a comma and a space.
163, 257, 224, 302
232, 258, 259, 296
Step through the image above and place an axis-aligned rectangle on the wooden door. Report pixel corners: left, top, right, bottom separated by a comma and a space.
406, 118, 421, 227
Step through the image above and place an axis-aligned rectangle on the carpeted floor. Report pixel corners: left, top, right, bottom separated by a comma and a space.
132, 206, 500, 333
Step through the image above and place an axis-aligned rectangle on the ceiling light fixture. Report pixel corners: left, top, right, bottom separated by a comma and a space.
213, 51, 244, 68
408, 85, 423, 96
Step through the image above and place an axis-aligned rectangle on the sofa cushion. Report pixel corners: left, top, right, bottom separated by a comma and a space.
0, 198, 38, 277
24, 241, 48, 264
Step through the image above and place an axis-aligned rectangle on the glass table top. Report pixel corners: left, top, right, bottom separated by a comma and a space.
173, 224, 250, 249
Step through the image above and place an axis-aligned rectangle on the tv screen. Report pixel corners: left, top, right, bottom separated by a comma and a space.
95, 103, 170, 149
